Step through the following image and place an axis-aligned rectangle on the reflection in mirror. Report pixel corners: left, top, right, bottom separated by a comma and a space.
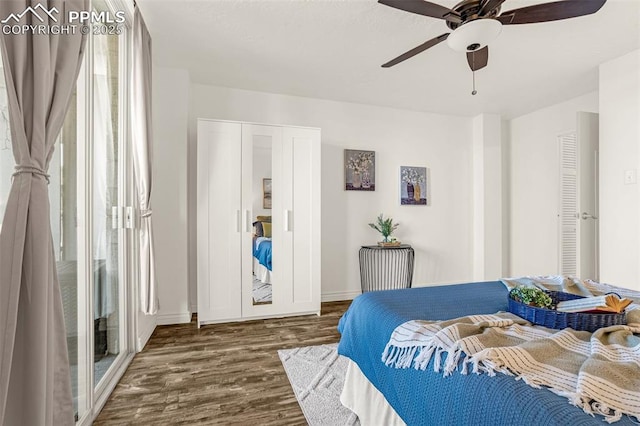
252, 136, 273, 305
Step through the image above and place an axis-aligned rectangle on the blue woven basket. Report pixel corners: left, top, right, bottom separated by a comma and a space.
508, 291, 626, 332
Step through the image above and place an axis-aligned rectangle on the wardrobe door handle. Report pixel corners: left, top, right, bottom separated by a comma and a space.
284, 210, 291, 232
245, 210, 251, 233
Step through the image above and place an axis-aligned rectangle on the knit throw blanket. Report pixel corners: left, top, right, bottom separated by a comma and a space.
382, 312, 640, 423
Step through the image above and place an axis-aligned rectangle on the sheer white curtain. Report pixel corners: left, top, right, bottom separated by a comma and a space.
132, 6, 158, 314
0, 1, 88, 424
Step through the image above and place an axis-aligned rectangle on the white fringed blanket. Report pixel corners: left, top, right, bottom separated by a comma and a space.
382, 312, 640, 423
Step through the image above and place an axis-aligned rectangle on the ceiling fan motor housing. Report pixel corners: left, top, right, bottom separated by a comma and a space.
446, 0, 501, 30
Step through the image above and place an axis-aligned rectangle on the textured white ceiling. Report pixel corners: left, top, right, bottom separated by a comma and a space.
137, 0, 640, 119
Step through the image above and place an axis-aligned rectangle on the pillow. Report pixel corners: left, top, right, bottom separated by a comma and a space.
256, 215, 271, 223
262, 222, 272, 238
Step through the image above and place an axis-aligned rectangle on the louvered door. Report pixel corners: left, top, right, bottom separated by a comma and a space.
559, 132, 578, 275
558, 112, 599, 280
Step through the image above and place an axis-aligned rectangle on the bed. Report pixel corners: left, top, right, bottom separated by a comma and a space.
253, 216, 273, 284
253, 237, 272, 284
337, 281, 639, 425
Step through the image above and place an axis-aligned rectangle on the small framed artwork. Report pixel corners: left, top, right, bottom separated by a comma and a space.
400, 166, 427, 205
263, 178, 272, 209
344, 149, 375, 191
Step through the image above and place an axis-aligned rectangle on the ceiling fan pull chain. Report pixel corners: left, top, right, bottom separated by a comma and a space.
472, 70, 477, 95
471, 53, 477, 96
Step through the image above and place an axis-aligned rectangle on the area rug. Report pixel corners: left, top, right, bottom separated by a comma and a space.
278, 343, 360, 426
253, 278, 272, 303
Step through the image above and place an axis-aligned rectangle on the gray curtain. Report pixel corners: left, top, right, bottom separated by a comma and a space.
0, 1, 88, 424
132, 6, 158, 315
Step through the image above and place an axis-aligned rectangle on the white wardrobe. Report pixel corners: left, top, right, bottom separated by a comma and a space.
196, 119, 321, 326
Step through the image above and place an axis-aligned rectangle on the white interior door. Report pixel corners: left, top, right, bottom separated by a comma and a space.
558, 112, 599, 279
577, 112, 599, 280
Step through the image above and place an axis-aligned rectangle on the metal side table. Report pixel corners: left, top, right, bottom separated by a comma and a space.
359, 244, 414, 293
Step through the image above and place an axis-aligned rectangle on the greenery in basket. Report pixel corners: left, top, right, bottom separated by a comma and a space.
509, 286, 553, 309
368, 213, 399, 243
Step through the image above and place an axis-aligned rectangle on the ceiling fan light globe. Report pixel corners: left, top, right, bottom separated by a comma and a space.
446, 18, 502, 52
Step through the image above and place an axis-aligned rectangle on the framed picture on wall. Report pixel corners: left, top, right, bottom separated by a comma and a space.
344, 149, 375, 191
263, 178, 272, 209
400, 166, 427, 205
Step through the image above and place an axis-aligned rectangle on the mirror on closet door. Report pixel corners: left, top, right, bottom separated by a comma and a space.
251, 136, 273, 305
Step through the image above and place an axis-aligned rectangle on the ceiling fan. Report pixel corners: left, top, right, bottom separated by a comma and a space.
380, 0, 607, 73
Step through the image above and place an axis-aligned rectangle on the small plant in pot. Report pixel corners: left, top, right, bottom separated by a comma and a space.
369, 213, 399, 243
509, 286, 553, 309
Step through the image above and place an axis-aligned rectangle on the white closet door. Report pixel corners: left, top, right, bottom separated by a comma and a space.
282, 127, 321, 314
197, 120, 242, 325
559, 132, 578, 276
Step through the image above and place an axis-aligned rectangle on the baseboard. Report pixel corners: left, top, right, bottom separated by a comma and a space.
136, 316, 157, 352
190, 303, 197, 313
321, 290, 361, 302
157, 311, 192, 325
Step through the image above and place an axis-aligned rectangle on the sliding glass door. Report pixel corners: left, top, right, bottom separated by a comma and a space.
80, 0, 132, 420
0, 1, 134, 423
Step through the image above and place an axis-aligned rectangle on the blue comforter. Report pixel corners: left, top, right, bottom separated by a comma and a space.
253, 238, 272, 271
337, 281, 636, 425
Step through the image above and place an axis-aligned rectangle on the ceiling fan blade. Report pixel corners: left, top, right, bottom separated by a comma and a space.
466, 47, 489, 71
378, 0, 452, 20
479, 0, 507, 16
497, 0, 606, 25
382, 33, 450, 68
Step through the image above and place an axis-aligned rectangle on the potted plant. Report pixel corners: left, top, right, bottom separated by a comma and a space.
369, 213, 399, 244
509, 286, 553, 309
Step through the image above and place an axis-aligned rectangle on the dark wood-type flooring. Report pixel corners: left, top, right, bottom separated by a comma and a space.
94, 301, 352, 425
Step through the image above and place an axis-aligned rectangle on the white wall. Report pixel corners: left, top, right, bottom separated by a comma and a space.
599, 49, 640, 290
507, 91, 598, 277
472, 114, 503, 281
187, 84, 474, 304
151, 66, 191, 325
